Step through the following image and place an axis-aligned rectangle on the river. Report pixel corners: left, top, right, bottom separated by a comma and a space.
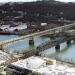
0, 35, 75, 63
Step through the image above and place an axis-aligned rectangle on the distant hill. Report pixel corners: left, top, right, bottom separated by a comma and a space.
0, 1, 75, 22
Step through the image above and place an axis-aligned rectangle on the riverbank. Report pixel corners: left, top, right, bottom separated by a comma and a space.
0, 29, 29, 35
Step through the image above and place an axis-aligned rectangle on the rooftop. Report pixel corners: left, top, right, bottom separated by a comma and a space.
12, 56, 46, 69
11, 56, 75, 75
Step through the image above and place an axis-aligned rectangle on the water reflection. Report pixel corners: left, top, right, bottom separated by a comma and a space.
0, 35, 75, 63
41, 42, 75, 63
4, 36, 50, 53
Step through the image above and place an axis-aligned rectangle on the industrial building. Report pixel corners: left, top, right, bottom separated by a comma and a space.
6, 56, 75, 75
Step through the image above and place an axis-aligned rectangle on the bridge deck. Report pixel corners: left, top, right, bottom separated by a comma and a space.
0, 23, 75, 45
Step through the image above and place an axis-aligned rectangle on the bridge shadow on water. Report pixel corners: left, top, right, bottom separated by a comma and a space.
45, 42, 75, 64
47, 42, 75, 58
47, 47, 69, 58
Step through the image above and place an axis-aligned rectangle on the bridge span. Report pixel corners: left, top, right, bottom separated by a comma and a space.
21, 32, 75, 58
0, 22, 75, 50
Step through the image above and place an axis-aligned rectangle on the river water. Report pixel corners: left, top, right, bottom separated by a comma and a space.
0, 35, 75, 63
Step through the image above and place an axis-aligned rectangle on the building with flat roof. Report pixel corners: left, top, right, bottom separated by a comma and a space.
6, 56, 75, 75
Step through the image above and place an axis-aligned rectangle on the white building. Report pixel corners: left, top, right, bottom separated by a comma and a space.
6, 56, 75, 75
0, 23, 27, 32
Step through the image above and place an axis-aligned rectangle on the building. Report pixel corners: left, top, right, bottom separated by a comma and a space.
6, 56, 75, 75
6, 56, 56, 75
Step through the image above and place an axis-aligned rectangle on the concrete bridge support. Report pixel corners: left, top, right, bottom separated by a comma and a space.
35, 51, 40, 56
29, 38, 34, 45
0, 45, 4, 50
73, 39, 75, 42
55, 44, 60, 52
67, 40, 71, 46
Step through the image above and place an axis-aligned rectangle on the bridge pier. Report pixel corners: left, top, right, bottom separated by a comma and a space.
73, 39, 75, 42
35, 51, 40, 56
0, 45, 4, 50
55, 44, 60, 52
67, 40, 71, 46
29, 38, 34, 45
